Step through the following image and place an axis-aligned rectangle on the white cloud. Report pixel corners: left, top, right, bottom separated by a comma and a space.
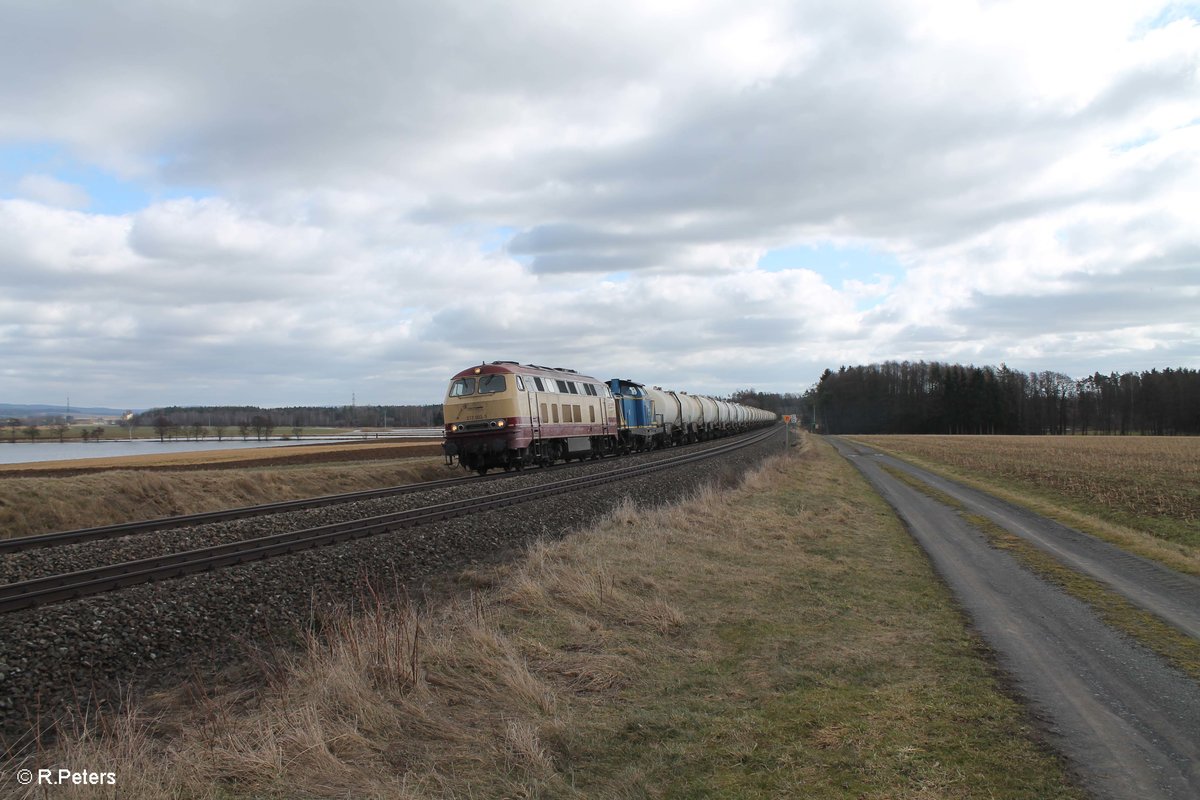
15, 174, 90, 209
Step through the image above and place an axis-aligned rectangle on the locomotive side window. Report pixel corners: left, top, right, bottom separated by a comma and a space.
602, 385, 612, 398
478, 374, 506, 394
533, 377, 545, 392
568, 382, 579, 395
573, 405, 581, 422
540, 402, 548, 421
449, 378, 475, 397
515, 376, 525, 391
556, 379, 569, 393
552, 405, 559, 423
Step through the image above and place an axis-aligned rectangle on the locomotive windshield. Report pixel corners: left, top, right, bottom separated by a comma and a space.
449, 378, 475, 397
478, 374, 507, 394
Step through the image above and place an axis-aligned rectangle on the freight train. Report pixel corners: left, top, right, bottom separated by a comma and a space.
441, 361, 776, 474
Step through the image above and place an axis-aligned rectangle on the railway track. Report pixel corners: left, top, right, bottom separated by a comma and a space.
1, 430, 761, 555
1, 465, 514, 555
0, 426, 776, 614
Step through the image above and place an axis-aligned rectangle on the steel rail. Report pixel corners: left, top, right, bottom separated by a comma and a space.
0, 426, 777, 613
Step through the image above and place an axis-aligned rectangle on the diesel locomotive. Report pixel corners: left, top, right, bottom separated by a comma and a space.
442, 361, 776, 474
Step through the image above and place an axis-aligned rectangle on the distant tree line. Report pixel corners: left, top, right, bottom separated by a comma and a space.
729, 389, 808, 421
4, 416, 108, 444
132, 404, 444, 438
812, 362, 1200, 435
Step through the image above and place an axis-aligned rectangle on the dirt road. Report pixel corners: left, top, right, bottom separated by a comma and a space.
828, 437, 1200, 800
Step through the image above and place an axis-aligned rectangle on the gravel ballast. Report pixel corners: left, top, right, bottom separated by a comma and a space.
0, 428, 782, 743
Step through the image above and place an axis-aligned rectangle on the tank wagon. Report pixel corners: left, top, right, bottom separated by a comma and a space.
443, 361, 776, 474
608, 379, 774, 451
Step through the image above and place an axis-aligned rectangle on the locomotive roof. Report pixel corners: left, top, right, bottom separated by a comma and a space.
451, 361, 603, 382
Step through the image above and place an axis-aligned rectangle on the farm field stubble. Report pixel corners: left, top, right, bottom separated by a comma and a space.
851, 434, 1200, 571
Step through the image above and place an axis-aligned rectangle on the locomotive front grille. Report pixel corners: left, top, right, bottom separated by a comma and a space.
448, 419, 510, 433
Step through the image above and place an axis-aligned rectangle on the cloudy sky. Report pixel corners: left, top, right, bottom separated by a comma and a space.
2, 0, 1197, 409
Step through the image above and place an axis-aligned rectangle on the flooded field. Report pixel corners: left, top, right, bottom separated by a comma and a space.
0, 429, 442, 466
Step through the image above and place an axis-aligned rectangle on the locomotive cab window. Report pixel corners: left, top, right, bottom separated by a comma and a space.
449, 378, 475, 397
478, 374, 506, 394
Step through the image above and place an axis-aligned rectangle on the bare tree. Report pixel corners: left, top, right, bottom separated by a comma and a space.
23, 424, 40, 443
154, 414, 171, 442
92, 426, 104, 441
7, 417, 21, 443
251, 415, 276, 440
51, 421, 70, 442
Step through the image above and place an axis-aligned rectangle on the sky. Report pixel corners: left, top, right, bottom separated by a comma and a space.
1, 0, 1198, 409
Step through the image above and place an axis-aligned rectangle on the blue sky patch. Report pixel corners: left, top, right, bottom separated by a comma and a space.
759, 242, 903, 310
0, 142, 210, 214
478, 225, 517, 255
759, 242, 902, 284
1138, 2, 1200, 33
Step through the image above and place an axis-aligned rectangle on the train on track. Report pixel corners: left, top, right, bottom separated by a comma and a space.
442, 361, 777, 474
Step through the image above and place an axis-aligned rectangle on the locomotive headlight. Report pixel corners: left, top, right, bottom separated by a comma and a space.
497, 419, 506, 427
449, 423, 460, 432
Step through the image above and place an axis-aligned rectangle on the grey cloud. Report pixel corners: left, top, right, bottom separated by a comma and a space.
948, 263, 1200, 334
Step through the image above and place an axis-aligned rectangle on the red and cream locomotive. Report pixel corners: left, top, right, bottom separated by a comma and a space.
442, 361, 776, 474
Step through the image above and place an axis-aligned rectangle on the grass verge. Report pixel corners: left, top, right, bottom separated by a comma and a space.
881, 464, 1200, 685
0, 456, 446, 540
3, 435, 1082, 798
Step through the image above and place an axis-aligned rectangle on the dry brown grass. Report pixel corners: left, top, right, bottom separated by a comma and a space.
3, 436, 1082, 799
854, 434, 1200, 551
0, 457, 447, 540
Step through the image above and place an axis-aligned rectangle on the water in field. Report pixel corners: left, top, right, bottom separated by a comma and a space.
0, 429, 442, 466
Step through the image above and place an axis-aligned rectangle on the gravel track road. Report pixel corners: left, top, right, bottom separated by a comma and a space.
828, 436, 1200, 800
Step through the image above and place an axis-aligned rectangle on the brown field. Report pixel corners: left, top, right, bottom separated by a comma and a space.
2, 437, 1082, 799
852, 435, 1200, 553
0, 442, 446, 540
